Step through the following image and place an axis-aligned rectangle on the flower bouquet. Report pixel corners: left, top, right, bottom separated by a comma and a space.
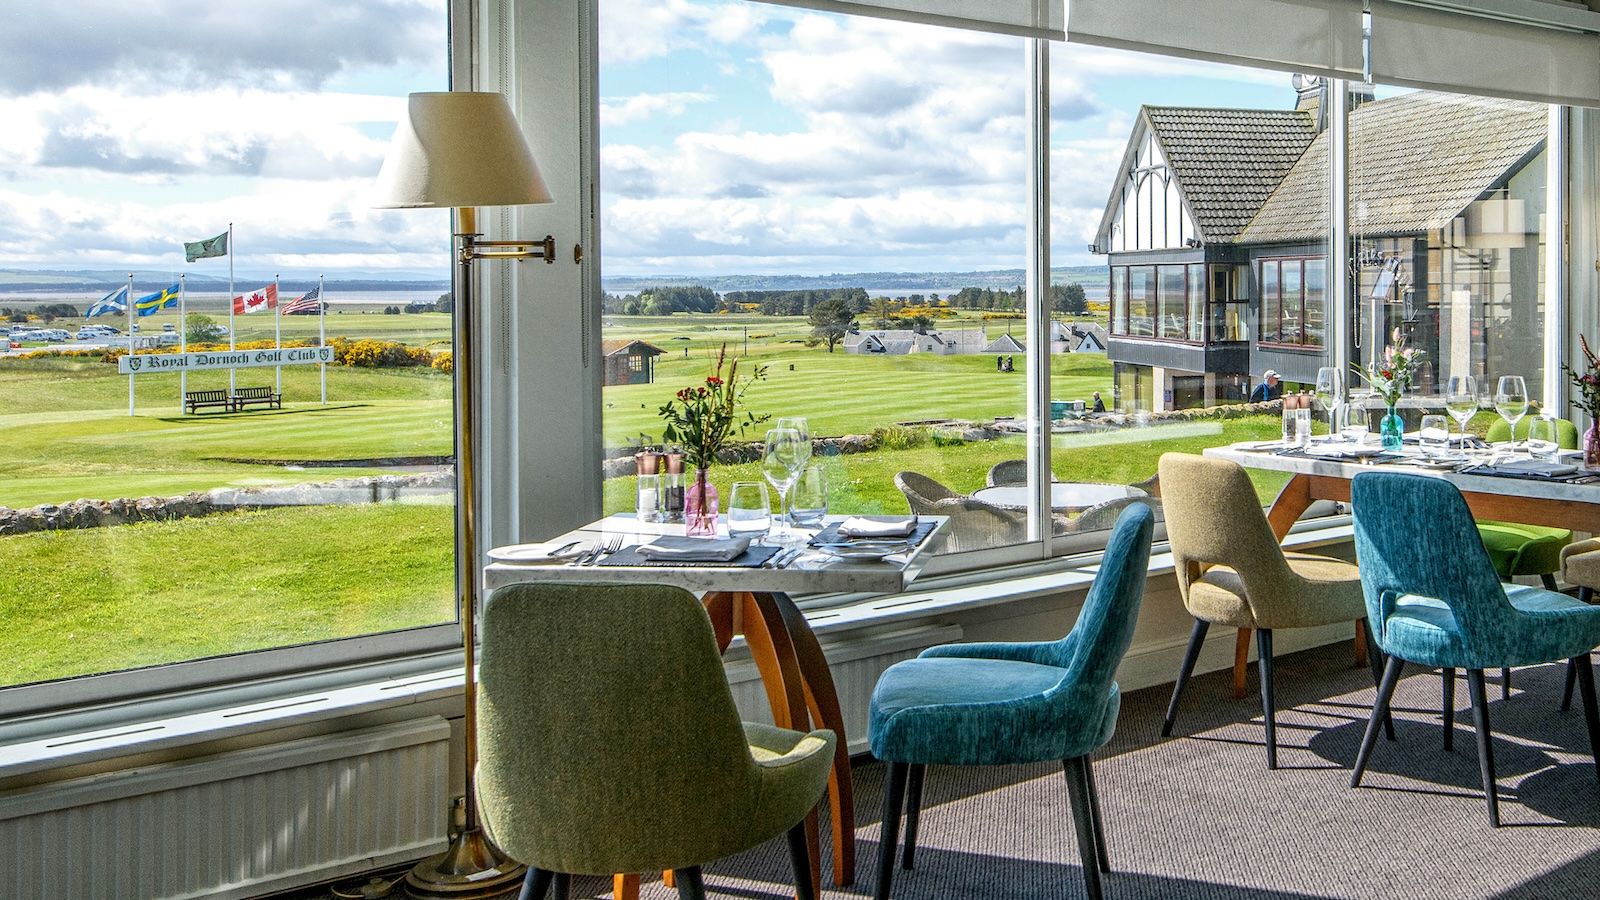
658, 345, 769, 534
1351, 331, 1426, 451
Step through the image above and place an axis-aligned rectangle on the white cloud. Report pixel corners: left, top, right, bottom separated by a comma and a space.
599, 0, 766, 64
600, 91, 715, 127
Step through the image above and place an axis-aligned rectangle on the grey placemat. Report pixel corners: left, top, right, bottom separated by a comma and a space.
598, 544, 782, 568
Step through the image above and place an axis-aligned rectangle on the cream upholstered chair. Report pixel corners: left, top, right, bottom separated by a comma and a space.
1559, 539, 1600, 710
1157, 453, 1381, 768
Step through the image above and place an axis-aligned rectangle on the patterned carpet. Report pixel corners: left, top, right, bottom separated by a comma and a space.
297, 639, 1600, 900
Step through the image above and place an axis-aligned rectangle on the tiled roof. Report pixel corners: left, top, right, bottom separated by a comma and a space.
600, 339, 663, 357
1239, 92, 1547, 244
1144, 107, 1317, 243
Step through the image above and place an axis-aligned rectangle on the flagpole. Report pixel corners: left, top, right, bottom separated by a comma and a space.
179, 275, 187, 412
274, 274, 282, 396
228, 223, 236, 394
127, 273, 136, 417
319, 274, 327, 404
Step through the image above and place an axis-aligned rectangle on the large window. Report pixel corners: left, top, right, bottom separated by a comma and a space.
0, 3, 456, 696
1258, 256, 1325, 347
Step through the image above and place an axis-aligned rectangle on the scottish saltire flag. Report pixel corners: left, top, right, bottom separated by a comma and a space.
233, 283, 278, 315
86, 285, 129, 317
135, 284, 180, 317
184, 231, 228, 263
280, 285, 321, 315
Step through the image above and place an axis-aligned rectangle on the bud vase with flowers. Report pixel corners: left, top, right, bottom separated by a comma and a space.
1352, 331, 1426, 452
1565, 335, 1600, 468
658, 345, 769, 537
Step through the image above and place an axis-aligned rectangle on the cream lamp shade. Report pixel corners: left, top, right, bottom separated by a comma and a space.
373, 91, 554, 209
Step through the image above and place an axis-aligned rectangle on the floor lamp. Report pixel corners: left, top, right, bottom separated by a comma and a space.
373, 91, 557, 899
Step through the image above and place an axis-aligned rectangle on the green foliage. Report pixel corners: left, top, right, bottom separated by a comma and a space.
1054, 283, 1088, 315
808, 298, 857, 352
870, 424, 927, 451
656, 344, 769, 469
185, 312, 226, 344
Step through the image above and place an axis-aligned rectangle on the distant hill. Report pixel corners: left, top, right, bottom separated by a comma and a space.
0, 269, 449, 294
602, 266, 1108, 296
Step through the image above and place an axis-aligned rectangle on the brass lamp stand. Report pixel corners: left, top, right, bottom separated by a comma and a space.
372, 92, 558, 900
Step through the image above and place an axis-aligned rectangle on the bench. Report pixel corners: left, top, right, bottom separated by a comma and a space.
231, 386, 282, 411
184, 390, 232, 414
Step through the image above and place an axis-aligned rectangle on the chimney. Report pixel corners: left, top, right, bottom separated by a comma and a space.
1293, 74, 1328, 133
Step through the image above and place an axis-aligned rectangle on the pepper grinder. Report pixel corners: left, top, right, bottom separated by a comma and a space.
660, 451, 686, 524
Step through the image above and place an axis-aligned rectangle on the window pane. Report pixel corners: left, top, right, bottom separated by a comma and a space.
1260, 261, 1281, 343
1158, 265, 1187, 339
1128, 267, 1155, 337
1303, 257, 1326, 347
1186, 263, 1205, 341
0, 5, 454, 689
1111, 267, 1128, 334
598, 1, 1031, 558
1280, 260, 1303, 344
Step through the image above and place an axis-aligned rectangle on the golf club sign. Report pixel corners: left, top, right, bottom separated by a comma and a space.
119, 346, 334, 375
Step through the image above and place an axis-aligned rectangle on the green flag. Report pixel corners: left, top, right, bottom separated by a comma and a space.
184, 231, 228, 263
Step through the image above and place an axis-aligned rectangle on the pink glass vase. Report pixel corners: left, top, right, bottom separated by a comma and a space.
1586, 423, 1600, 469
686, 468, 719, 537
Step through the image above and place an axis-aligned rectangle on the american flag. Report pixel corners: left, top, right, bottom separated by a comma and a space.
281, 285, 322, 316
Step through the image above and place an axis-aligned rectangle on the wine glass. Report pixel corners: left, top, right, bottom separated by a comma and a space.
1314, 367, 1341, 441
1444, 374, 1477, 453
761, 428, 806, 541
775, 416, 812, 474
1495, 376, 1529, 455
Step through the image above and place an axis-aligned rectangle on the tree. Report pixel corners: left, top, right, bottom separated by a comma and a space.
906, 315, 932, 334
185, 313, 225, 344
1054, 283, 1088, 315
436, 293, 454, 313
867, 296, 897, 330
809, 298, 856, 352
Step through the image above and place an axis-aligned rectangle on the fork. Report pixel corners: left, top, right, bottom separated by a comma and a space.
584, 535, 623, 565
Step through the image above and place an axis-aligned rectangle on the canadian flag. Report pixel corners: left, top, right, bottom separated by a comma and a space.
233, 284, 278, 315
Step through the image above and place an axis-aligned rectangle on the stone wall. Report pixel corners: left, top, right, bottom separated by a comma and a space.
0, 470, 454, 537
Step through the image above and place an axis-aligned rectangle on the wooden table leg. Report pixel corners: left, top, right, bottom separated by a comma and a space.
1353, 619, 1368, 668
613, 874, 640, 900
1233, 627, 1252, 699
775, 592, 857, 887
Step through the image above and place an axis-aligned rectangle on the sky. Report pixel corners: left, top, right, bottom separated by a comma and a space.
0, 0, 1300, 282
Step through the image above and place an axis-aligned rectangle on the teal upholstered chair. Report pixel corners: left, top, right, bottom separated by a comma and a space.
867, 503, 1154, 900
1349, 472, 1600, 826
476, 582, 836, 900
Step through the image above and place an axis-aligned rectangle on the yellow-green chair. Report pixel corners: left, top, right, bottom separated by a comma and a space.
476, 582, 836, 900
1479, 417, 1579, 592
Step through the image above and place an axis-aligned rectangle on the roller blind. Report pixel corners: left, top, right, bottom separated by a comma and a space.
1064, 0, 1366, 79
1370, 2, 1600, 107
755, 0, 1063, 39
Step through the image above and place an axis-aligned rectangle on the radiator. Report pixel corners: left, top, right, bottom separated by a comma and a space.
726, 623, 963, 754
0, 718, 451, 900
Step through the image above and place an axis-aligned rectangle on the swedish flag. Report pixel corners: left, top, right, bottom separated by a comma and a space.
135, 284, 180, 317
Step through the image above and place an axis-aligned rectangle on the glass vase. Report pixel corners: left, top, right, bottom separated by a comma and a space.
1380, 405, 1404, 452
1586, 423, 1600, 469
686, 468, 719, 537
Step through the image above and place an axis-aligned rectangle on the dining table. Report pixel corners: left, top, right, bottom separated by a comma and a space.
484, 513, 948, 898
971, 481, 1147, 512
1205, 438, 1600, 697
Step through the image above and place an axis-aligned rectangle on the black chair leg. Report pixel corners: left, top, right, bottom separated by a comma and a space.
1361, 618, 1395, 741
1542, 573, 1560, 591
1082, 755, 1112, 873
518, 869, 554, 900
673, 866, 706, 900
1442, 667, 1456, 752
1162, 619, 1209, 737
786, 822, 817, 900
1258, 628, 1277, 769
1465, 669, 1500, 827
1574, 653, 1600, 784
552, 873, 571, 900
901, 764, 925, 871
875, 761, 909, 900
1352, 655, 1405, 788
1566, 658, 1581, 712
1062, 756, 1104, 900
1501, 666, 1512, 702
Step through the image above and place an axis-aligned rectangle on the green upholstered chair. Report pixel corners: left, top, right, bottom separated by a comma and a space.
1349, 471, 1600, 826
1157, 453, 1381, 769
1478, 417, 1579, 592
867, 503, 1154, 900
476, 582, 836, 900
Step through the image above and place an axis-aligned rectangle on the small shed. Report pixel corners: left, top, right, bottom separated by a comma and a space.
601, 339, 664, 386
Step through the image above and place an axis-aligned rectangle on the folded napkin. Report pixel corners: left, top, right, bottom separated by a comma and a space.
1484, 458, 1579, 478
636, 535, 751, 562
1303, 444, 1382, 459
837, 515, 918, 539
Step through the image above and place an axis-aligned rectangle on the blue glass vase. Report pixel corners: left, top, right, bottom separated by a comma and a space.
1380, 405, 1404, 451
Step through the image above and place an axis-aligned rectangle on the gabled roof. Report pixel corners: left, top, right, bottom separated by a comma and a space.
600, 339, 663, 357
1098, 107, 1316, 245
1240, 92, 1547, 244
984, 334, 1026, 353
